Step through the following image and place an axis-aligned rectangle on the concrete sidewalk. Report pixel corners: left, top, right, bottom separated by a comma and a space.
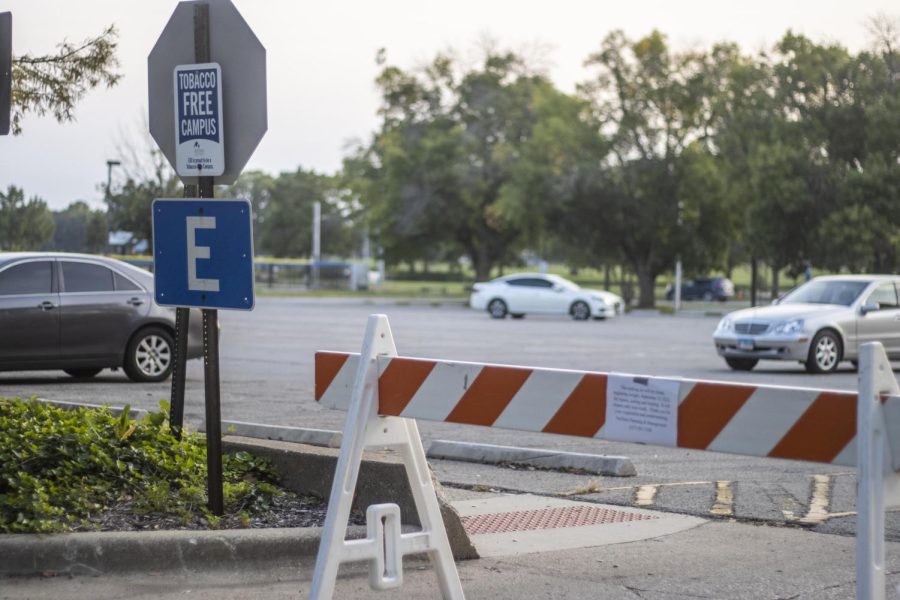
5, 489, 900, 599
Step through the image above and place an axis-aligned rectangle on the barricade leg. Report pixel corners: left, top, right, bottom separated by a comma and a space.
308, 314, 464, 600
857, 342, 900, 600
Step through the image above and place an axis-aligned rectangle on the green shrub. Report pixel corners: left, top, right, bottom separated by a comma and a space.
0, 397, 283, 533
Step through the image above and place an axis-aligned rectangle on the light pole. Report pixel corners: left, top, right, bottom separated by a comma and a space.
105, 159, 121, 200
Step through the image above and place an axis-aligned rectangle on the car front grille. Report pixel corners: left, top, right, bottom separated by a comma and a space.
734, 322, 769, 335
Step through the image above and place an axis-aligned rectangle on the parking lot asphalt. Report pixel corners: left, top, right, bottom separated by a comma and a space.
3, 298, 899, 598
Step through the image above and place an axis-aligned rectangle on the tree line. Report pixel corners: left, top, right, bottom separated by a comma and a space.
4, 24, 898, 307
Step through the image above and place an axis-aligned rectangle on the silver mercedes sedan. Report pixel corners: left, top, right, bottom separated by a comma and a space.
713, 275, 900, 373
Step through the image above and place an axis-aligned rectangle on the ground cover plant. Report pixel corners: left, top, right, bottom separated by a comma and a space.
0, 397, 291, 533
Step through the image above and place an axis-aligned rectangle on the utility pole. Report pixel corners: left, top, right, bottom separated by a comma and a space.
105, 160, 121, 200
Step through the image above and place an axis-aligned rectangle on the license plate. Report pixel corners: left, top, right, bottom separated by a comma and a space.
737, 338, 754, 351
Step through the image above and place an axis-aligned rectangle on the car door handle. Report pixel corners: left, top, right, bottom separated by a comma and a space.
127, 297, 144, 306
38, 301, 56, 311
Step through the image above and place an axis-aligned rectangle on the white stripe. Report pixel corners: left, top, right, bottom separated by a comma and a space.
831, 438, 856, 467
399, 360, 484, 422
707, 386, 820, 457
493, 369, 582, 432
319, 354, 359, 411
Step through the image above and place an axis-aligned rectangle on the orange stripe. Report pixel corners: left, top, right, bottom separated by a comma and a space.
768, 392, 856, 463
315, 352, 349, 401
445, 366, 531, 426
378, 357, 436, 416
678, 382, 755, 449
543, 374, 607, 437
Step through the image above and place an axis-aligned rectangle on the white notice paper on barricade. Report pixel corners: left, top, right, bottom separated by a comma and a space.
605, 374, 680, 446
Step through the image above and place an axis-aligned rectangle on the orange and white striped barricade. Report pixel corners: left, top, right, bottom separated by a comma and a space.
311, 314, 900, 600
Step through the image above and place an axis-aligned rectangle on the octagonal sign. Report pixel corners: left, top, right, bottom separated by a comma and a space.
148, 0, 266, 185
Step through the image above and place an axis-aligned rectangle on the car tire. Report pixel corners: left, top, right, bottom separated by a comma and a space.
487, 299, 508, 319
123, 326, 175, 382
571, 301, 591, 321
725, 357, 758, 371
805, 330, 842, 374
64, 368, 102, 379
511, 313, 525, 319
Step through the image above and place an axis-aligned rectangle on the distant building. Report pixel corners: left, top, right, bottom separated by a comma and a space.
108, 231, 148, 255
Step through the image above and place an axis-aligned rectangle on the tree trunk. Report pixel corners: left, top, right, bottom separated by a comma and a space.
471, 248, 493, 282
636, 265, 656, 309
771, 265, 780, 301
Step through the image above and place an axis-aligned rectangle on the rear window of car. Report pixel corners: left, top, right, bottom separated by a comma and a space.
0, 261, 53, 295
62, 261, 115, 293
114, 272, 143, 291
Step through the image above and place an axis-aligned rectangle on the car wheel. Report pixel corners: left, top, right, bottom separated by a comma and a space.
571, 301, 591, 321
487, 299, 508, 319
511, 313, 525, 319
725, 357, 758, 371
123, 326, 175, 382
64, 368, 102, 378
805, 330, 842, 374
702, 291, 714, 301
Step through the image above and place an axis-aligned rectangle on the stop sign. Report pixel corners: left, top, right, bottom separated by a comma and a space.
148, 0, 266, 185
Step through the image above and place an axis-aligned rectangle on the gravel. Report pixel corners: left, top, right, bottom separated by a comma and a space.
67, 492, 366, 533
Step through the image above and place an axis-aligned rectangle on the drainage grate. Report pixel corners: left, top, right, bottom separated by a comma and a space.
461, 505, 658, 535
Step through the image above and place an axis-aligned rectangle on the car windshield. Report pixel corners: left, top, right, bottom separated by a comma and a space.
780, 280, 868, 306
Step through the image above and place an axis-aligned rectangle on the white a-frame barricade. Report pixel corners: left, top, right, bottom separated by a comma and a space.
311, 314, 900, 600
308, 315, 464, 600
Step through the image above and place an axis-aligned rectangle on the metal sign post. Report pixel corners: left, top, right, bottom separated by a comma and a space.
150, 0, 266, 516
0, 12, 11, 136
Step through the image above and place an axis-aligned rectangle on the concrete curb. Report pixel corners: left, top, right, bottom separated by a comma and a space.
0, 526, 334, 576
427, 440, 636, 477
221, 420, 342, 447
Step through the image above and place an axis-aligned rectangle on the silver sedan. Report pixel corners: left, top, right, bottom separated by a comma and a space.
713, 275, 900, 373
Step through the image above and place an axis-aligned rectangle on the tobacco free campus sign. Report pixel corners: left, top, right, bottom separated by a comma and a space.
173, 63, 224, 176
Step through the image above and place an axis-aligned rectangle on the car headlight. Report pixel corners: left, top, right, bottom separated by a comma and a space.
716, 317, 733, 333
773, 319, 804, 335
590, 294, 607, 306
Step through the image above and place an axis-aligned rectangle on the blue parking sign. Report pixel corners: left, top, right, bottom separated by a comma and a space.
152, 199, 254, 310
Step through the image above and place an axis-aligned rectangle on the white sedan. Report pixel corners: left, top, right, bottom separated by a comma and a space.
469, 273, 624, 320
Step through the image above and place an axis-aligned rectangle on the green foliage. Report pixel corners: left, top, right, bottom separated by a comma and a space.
48, 201, 107, 252
0, 185, 55, 251
10, 25, 120, 136
0, 398, 284, 533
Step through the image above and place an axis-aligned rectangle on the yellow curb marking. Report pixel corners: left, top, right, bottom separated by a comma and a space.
710, 481, 734, 517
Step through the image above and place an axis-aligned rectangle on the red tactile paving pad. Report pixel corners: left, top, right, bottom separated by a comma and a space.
461, 505, 658, 535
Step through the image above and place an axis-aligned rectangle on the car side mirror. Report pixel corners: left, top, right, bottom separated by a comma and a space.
860, 302, 879, 315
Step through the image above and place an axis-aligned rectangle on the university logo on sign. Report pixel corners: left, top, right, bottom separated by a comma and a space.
173, 63, 224, 176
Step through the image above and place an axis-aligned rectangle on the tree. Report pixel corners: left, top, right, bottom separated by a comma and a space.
357, 47, 556, 280
258, 168, 356, 258
49, 200, 107, 252
577, 31, 735, 307
0, 185, 55, 250
10, 25, 120, 135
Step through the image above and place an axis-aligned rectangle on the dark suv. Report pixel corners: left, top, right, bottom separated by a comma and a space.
0, 252, 203, 382
665, 277, 734, 301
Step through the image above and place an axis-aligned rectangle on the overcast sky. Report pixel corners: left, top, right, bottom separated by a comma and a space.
0, 0, 894, 210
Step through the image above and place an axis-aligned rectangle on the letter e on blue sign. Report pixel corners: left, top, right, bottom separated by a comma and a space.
152, 199, 254, 310
174, 63, 225, 176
